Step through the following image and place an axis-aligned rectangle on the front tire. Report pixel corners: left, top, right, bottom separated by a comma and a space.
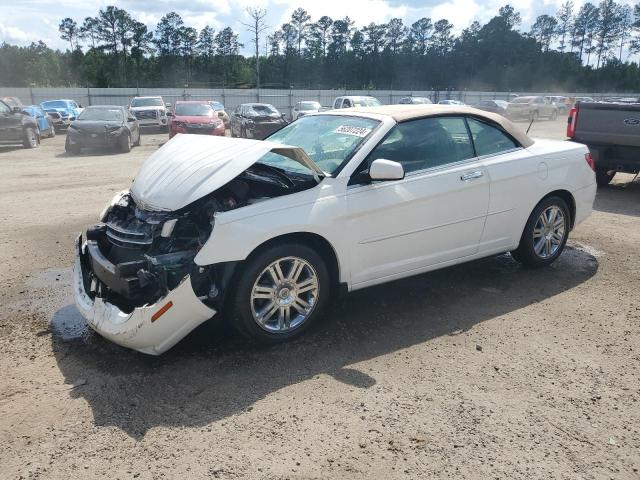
65, 136, 80, 155
511, 196, 570, 268
119, 133, 131, 153
23, 127, 39, 148
228, 243, 331, 343
595, 169, 615, 187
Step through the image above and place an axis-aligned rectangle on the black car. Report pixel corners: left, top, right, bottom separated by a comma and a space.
0, 98, 39, 148
65, 106, 140, 154
473, 99, 509, 115
230, 103, 288, 140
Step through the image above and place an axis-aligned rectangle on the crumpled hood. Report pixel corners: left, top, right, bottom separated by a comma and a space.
130, 134, 324, 212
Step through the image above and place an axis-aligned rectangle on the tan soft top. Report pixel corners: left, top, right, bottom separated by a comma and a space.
337, 104, 534, 148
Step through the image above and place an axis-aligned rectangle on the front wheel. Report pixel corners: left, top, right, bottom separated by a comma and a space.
23, 127, 39, 148
119, 133, 131, 153
511, 196, 570, 268
228, 243, 331, 343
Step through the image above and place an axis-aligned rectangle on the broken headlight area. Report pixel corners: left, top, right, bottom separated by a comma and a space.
84, 170, 314, 314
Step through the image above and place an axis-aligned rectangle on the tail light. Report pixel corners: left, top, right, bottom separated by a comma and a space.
584, 152, 595, 172
567, 106, 578, 138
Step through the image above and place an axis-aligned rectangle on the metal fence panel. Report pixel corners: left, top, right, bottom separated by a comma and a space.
0, 86, 630, 118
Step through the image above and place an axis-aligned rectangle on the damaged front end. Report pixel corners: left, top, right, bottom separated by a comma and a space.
73, 134, 325, 354
74, 190, 229, 354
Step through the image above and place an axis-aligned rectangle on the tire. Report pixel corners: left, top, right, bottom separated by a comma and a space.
49, 127, 56, 138
23, 127, 39, 148
240, 126, 246, 139
511, 196, 571, 268
119, 133, 131, 153
529, 110, 539, 122
228, 243, 331, 343
64, 136, 80, 155
133, 132, 141, 147
595, 169, 615, 187
551, 109, 558, 120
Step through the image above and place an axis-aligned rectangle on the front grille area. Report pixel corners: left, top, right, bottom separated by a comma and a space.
134, 110, 158, 120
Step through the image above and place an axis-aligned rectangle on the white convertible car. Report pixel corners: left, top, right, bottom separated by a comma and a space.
73, 105, 596, 354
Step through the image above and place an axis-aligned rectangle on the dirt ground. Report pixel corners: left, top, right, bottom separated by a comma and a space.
0, 119, 639, 480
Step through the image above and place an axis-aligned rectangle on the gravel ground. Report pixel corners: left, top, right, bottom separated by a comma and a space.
0, 119, 639, 479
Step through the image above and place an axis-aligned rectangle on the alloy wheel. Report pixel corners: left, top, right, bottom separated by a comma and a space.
532, 206, 565, 259
250, 256, 320, 333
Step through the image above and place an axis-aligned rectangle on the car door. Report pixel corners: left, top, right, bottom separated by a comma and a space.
1, 102, 23, 141
346, 116, 490, 287
465, 116, 533, 252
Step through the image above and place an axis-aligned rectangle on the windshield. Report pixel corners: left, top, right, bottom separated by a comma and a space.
511, 97, 532, 104
131, 98, 163, 107
248, 104, 279, 116
412, 97, 431, 104
210, 101, 224, 110
494, 100, 508, 108
352, 98, 381, 107
175, 103, 214, 116
298, 102, 320, 111
78, 108, 123, 121
41, 101, 69, 109
260, 115, 379, 176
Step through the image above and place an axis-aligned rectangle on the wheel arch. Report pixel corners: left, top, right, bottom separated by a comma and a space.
243, 232, 342, 289
540, 189, 576, 229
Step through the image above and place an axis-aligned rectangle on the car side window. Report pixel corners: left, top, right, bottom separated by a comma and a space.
0, 101, 10, 114
366, 117, 475, 174
466, 117, 519, 157
343, 99, 352, 108
334, 98, 342, 109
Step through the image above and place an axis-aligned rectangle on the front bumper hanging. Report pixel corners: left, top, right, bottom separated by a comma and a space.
73, 235, 216, 355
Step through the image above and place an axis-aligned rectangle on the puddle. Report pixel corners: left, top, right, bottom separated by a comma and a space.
49, 304, 92, 342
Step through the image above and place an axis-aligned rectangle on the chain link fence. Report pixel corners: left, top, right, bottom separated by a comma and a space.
0, 86, 624, 120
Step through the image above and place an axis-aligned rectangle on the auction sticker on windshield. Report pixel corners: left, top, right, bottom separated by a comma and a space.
334, 125, 372, 137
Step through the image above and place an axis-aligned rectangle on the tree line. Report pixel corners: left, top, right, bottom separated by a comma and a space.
2, 2, 640, 92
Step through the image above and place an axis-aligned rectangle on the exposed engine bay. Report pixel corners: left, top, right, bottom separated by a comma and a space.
80, 165, 316, 313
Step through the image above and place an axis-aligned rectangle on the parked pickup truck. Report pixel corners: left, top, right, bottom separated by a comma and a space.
567, 101, 640, 186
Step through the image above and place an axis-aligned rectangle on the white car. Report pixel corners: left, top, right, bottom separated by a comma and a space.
332, 96, 382, 109
73, 105, 596, 355
129, 96, 170, 129
292, 101, 322, 120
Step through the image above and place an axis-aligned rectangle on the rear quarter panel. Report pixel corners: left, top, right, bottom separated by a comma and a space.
480, 139, 594, 252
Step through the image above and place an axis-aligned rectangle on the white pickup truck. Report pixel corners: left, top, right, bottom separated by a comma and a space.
128, 96, 170, 130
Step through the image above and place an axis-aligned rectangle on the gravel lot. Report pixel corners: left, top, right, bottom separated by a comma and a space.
1, 119, 639, 479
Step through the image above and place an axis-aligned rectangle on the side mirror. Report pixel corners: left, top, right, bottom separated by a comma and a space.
165, 102, 172, 108
369, 159, 405, 181
217, 111, 224, 118
12, 106, 22, 114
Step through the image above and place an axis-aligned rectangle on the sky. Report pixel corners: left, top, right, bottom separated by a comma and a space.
0, 0, 637, 55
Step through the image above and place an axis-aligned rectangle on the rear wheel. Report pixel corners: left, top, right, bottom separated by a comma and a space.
595, 169, 615, 187
228, 243, 331, 343
23, 127, 39, 148
49, 126, 56, 138
511, 196, 570, 268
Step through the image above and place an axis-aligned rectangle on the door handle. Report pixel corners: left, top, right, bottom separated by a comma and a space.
460, 170, 484, 181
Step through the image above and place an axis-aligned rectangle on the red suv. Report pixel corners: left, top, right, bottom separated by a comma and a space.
169, 100, 225, 138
